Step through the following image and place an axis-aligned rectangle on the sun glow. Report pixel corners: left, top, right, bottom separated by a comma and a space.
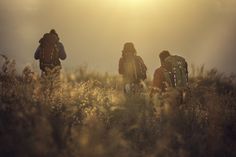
121, 0, 150, 5
104, 0, 159, 8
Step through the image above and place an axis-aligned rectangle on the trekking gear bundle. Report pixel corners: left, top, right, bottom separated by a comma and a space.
39, 33, 60, 70
163, 55, 188, 88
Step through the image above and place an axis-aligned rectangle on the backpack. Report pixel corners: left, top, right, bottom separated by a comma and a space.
122, 57, 138, 81
135, 56, 147, 80
120, 55, 147, 82
163, 55, 188, 88
39, 33, 60, 70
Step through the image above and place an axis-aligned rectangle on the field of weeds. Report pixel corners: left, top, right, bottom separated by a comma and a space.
0, 57, 236, 157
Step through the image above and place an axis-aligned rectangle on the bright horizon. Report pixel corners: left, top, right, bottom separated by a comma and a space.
0, 0, 236, 74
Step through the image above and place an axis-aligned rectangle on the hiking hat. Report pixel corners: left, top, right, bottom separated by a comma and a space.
50, 29, 59, 40
159, 50, 170, 62
122, 42, 137, 56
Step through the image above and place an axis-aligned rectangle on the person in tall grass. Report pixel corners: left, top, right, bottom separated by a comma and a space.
34, 29, 67, 76
118, 42, 147, 94
150, 50, 188, 101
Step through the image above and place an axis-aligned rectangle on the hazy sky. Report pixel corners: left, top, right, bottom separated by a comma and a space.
0, 0, 236, 74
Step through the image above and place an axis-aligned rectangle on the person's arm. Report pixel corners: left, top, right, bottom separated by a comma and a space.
150, 69, 163, 97
185, 61, 189, 82
34, 46, 41, 60
118, 58, 124, 75
58, 42, 67, 60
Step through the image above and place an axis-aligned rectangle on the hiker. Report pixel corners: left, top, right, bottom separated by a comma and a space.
119, 42, 147, 94
34, 29, 67, 75
150, 50, 188, 101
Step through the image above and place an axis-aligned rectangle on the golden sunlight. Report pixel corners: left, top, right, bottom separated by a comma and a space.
104, 0, 160, 8
118, 0, 152, 5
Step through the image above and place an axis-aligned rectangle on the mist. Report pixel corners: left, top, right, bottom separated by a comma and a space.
0, 0, 236, 74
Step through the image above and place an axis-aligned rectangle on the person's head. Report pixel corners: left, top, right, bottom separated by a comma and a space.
122, 42, 136, 57
50, 29, 59, 40
159, 50, 170, 65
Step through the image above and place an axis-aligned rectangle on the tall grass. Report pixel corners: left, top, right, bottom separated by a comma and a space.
0, 56, 235, 157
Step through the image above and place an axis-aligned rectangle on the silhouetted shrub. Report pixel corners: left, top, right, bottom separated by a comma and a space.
0, 57, 235, 157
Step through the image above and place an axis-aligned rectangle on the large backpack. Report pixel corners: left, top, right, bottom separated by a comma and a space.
122, 57, 138, 81
163, 55, 188, 88
121, 55, 147, 82
135, 56, 147, 80
39, 33, 60, 70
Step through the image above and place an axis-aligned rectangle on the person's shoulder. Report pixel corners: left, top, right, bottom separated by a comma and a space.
119, 57, 124, 62
154, 66, 164, 74
135, 55, 144, 62
155, 66, 163, 71
135, 55, 142, 59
